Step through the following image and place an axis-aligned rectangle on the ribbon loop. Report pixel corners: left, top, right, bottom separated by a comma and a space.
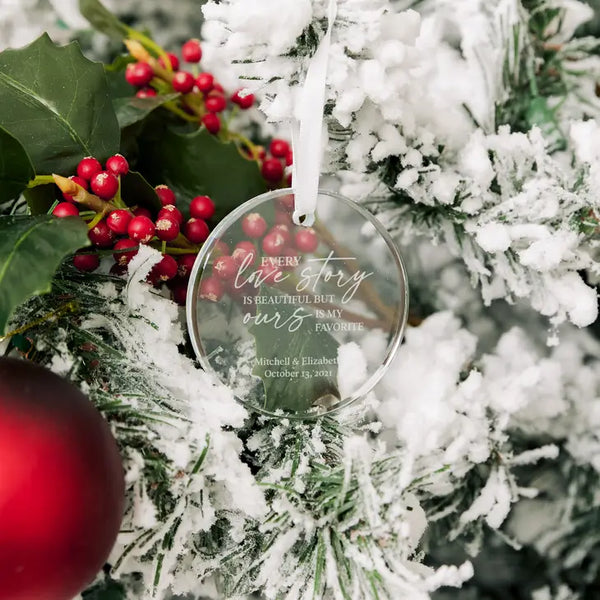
291, 0, 337, 227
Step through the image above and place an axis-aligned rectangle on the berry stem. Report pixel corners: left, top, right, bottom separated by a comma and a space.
87, 212, 105, 230
112, 178, 127, 209
228, 131, 261, 161
126, 33, 172, 70
149, 244, 198, 255
52, 174, 117, 215
27, 175, 56, 188
163, 101, 198, 122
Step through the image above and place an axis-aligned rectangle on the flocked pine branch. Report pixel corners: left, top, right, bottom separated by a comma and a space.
200, 0, 600, 329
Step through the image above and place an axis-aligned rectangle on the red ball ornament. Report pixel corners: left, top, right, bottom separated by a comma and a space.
0, 358, 124, 600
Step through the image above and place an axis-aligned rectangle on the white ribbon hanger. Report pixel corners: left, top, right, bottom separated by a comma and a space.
291, 0, 338, 227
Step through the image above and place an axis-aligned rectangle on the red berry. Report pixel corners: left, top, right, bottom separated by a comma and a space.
52, 202, 79, 218
232, 241, 257, 266
213, 83, 224, 94
113, 238, 138, 266
88, 220, 115, 248
90, 171, 119, 200
277, 194, 295, 211
199, 276, 224, 302
106, 154, 129, 177
214, 241, 230, 257
205, 94, 227, 113
282, 247, 299, 270
171, 281, 188, 305
184, 218, 210, 244
257, 264, 283, 285
150, 254, 178, 282
155, 185, 176, 206
155, 216, 180, 241
261, 158, 284, 183
128, 215, 156, 243
126, 62, 154, 87
195, 72, 214, 93
172, 71, 195, 94
73, 253, 100, 272
262, 231, 287, 256
77, 157, 102, 181
285, 149, 294, 166
106, 209, 132, 236
231, 89, 254, 109
242, 213, 267, 238
294, 227, 319, 253
270, 139, 290, 158
275, 209, 292, 225
158, 52, 180, 71
258, 147, 267, 160
158, 204, 183, 225
133, 206, 152, 219
177, 254, 197, 279
182, 39, 202, 63
62, 176, 88, 202
213, 255, 237, 280
136, 88, 157, 98
202, 113, 221, 134
190, 195, 216, 220
271, 224, 292, 245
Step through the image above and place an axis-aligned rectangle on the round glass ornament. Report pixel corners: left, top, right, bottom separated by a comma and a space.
187, 189, 409, 418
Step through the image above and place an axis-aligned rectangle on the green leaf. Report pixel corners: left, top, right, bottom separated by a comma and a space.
24, 184, 59, 216
113, 94, 180, 129
0, 126, 34, 203
526, 96, 566, 151
120, 170, 162, 212
104, 55, 136, 100
0, 215, 89, 335
79, 0, 131, 40
137, 125, 268, 220
250, 289, 339, 413
0, 34, 120, 174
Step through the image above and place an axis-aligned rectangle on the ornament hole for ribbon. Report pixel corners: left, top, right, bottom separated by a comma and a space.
293, 210, 315, 227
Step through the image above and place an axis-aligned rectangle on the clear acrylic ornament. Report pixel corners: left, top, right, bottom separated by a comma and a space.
187, 189, 409, 418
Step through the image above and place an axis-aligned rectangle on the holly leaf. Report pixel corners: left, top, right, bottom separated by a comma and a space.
250, 289, 340, 414
0, 34, 120, 174
113, 94, 180, 129
0, 215, 89, 335
79, 0, 131, 40
120, 170, 162, 212
137, 125, 268, 220
24, 185, 59, 216
0, 127, 34, 203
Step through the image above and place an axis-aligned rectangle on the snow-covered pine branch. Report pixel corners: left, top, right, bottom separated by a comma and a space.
201, 0, 600, 328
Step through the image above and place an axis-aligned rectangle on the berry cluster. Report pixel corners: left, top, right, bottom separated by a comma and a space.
123, 38, 292, 188
52, 154, 216, 305
199, 195, 319, 303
